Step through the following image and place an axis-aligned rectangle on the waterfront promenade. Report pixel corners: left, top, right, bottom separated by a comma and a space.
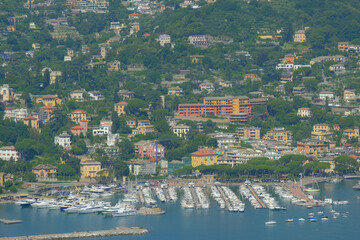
0, 227, 149, 240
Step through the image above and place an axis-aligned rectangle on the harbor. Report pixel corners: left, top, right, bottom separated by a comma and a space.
0, 179, 359, 240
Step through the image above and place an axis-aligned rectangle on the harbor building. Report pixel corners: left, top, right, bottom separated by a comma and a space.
80, 158, 102, 178
32, 164, 57, 178
191, 149, 218, 167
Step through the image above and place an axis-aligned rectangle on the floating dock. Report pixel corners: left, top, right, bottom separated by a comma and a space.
0, 227, 149, 240
247, 185, 267, 208
0, 219, 23, 224
216, 186, 232, 210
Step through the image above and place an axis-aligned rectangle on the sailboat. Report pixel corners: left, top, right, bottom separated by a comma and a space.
265, 210, 277, 225
304, 173, 320, 192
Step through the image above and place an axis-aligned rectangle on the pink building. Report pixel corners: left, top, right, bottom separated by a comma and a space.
135, 140, 165, 159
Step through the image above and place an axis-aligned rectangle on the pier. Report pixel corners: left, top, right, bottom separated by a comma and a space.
138, 189, 145, 204
190, 188, 201, 209
216, 186, 232, 210
0, 219, 23, 224
247, 185, 267, 208
284, 183, 314, 205
0, 227, 149, 240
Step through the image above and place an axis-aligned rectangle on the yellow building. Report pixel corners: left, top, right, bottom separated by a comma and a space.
32, 43, 40, 51
23, 115, 39, 129
36, 94, 62, 107
70, 110, 88, 124
80, 159, 102, 178
294, 30, 306, 43
343, 129, 359, 139
237, 127, 261, 140
263, 128, 292, 145
203, 96, 251, 114
114, 101, 128, 116
191, 149, 218, 167
108, 60, 121, 71
158, 34, 171, 46
311, 124, 333, 141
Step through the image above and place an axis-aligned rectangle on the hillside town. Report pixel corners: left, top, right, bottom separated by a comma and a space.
0, 0, 360, 195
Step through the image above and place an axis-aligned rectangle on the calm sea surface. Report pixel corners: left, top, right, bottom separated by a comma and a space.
0, 180, 359, 240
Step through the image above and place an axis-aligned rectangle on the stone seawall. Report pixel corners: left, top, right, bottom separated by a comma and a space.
0, 227, 149, 240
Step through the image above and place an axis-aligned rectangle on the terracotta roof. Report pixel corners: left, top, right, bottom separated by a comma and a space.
343, 129, 355, 133
42, 94, 56, 99
40, 106, 57, 109
191, 149, 217, 156
116, 101, 128, 105
349, 155, 360, 160
71, 125, 84, 130
32, 164, 57, 170
24, 116, 37, 120
71, 110, 87, 114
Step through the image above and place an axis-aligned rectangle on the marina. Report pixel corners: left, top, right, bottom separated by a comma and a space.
0, 179, 359, 240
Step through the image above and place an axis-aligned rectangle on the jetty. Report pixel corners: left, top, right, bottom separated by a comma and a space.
190, 188, 201, 209
0, 219, 23, 224
0, 227, 149, 240
284, 183, 314, 205
138, 207, 165, 215
247, 185, 267, 208
216, 186, 232, 210
138, 189, 145, 204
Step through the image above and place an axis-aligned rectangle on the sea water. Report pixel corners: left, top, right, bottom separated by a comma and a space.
0, 180, 359, 240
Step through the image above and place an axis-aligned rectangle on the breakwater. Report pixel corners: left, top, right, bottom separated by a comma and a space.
0, 227, 149, 240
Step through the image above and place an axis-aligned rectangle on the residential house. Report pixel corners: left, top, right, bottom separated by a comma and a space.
158, 34, 171, 46
310, 55, 347, 65
39, 106, 56, 124
88, 91, 104, 101
108, 60, 121, 71
36, 94, 62, 107
130, 22, 140, 34
32, 164, 57, 178
114, 102, 128, 116
0, 146, 21, 161
282, 54, 296, 63
297, 107, 311, 117
70, 89, 86, 102
80, 158, 102, 178
4, 108, 28, 122
217, 79, 233, 88
199, 81, 215, 93
343, 128, 359, 140
64, 56, 72, 61
32, 43, 40, 51
126, 119, 136, 128
107, 133, 119, 146
168, 86, 183, 96
297, 139, 330, 156
132, 120, 155, 135
218, 148, 263, 166
344, 89, 356, 102
70, 110, 88, 124
23, 115, 39, 129
117, 90, 135, 99
190, 55, 204, 64
329, 64, 345, 74
71, 125, 86, 136
0, 84, 14, 101
50, 71, 62, 84
293, 30, 306, 43
92, 125, 110, 136
54, 132, 71, 150
0, 173, 14, 187
127, 159, 156, 176
82, 45, 90, 54
311, 124, 333, 141
319, 91, 334, 101
191, 149, 218, 167
244, 74, 260, 82
263, 128, 292, 145
172, 124, 190, 138
135, 140, 165, 159
110, 22, 125, 30
293, 87, 306, 95
236, 127, 261, 140
280, 71, 293, 83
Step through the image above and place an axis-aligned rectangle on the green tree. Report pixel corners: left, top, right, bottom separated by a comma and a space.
334, 155, 359, 175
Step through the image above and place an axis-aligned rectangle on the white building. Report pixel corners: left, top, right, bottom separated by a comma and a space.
4, 108, 28, 122
54, 132, 71, 150
0, 146, 21, 161
297, 107, 311, 117
276, 63, 311, 70
88, 91, 104, 101
107, 133, 120, 146
158, 34, 171, 46
0, 84, 14, 101
172, 124, 190, 138
319, 91, 334, 101
93, 126, 110, 136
